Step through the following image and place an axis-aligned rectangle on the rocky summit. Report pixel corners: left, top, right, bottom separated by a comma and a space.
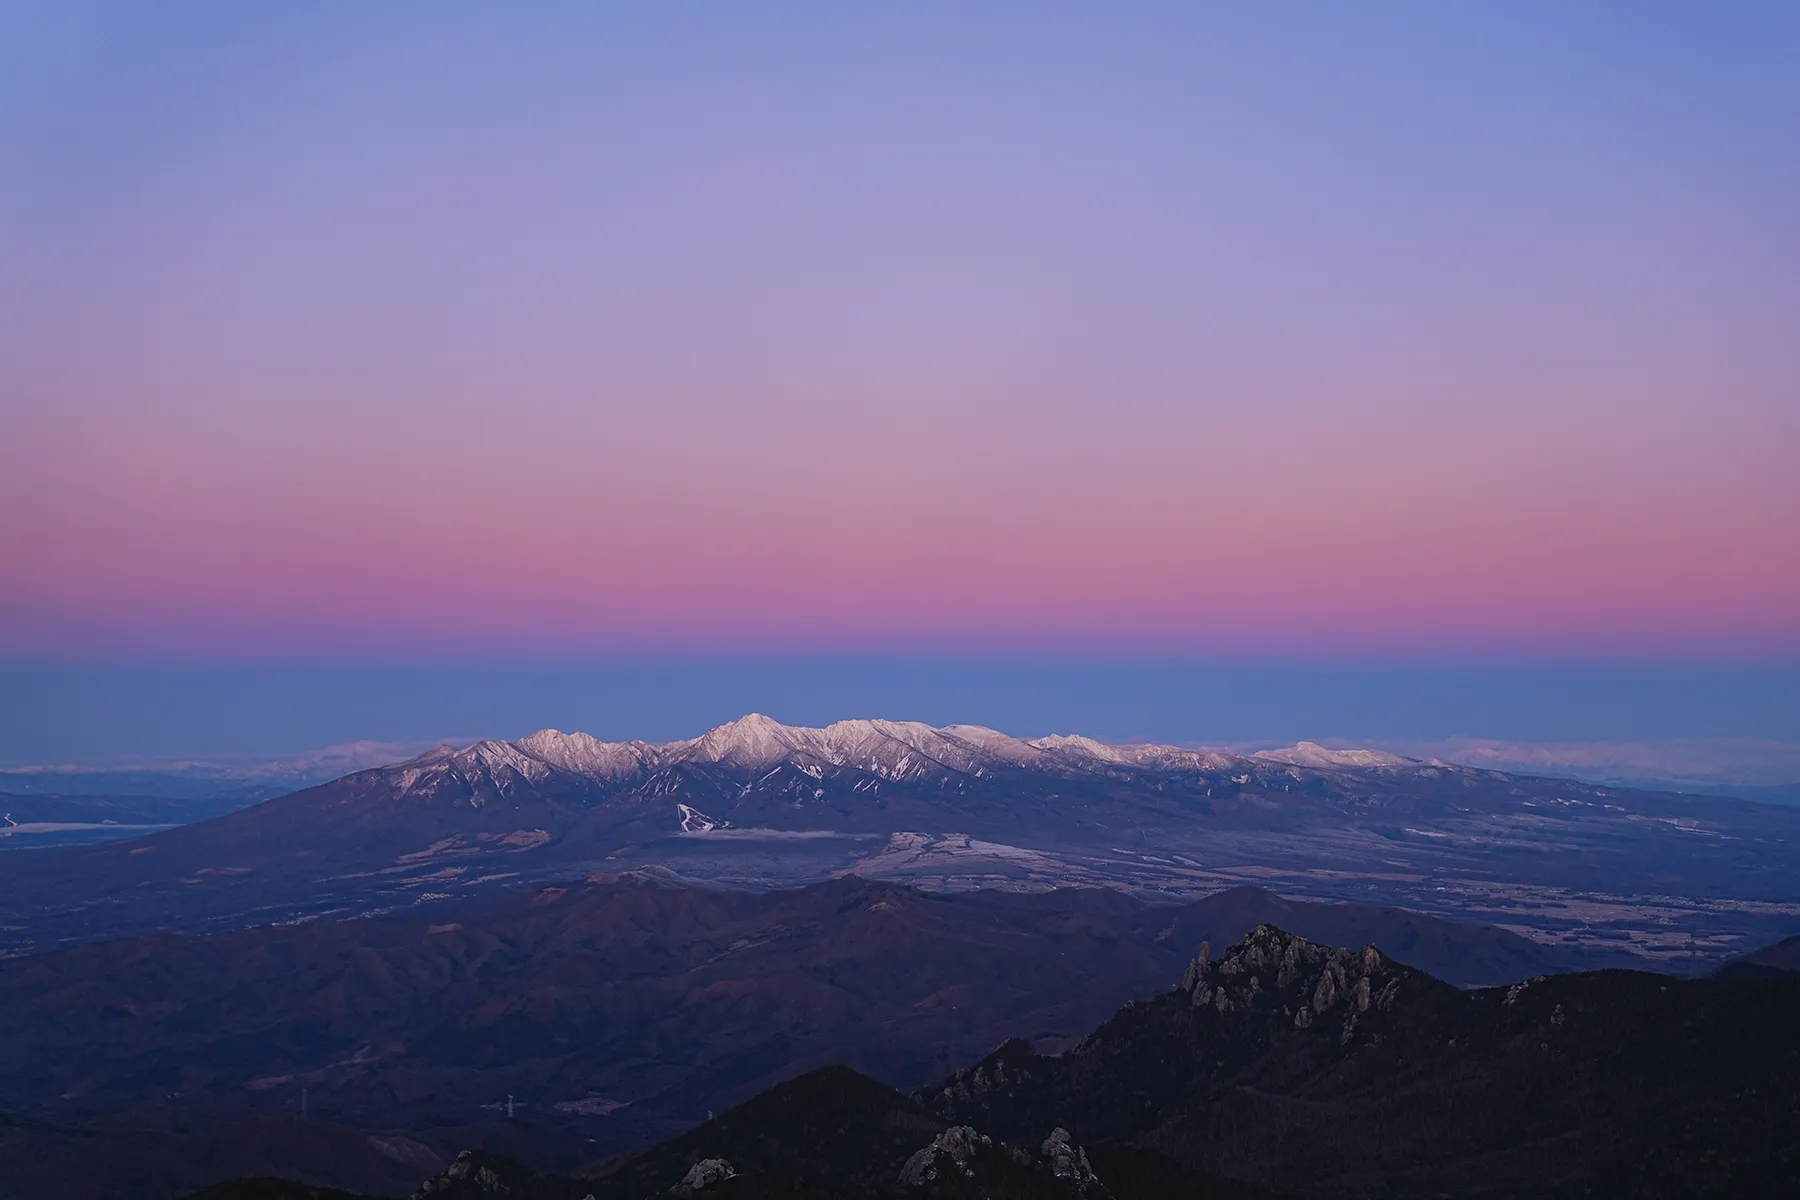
1180, 924, 1402, 1040
924, 925, 1800, 1196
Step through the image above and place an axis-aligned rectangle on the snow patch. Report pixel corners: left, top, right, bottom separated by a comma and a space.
676, 803, 722, 833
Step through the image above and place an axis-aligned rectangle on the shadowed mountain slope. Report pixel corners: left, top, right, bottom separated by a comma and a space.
0, 879, 1618, 1130
184, 1067, 1268, 1200
924, 926, 1800, 1197
0, 879, 1645, 1199
1713, 932, 1800, 979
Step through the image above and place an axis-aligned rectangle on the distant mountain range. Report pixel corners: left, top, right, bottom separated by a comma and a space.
3, 714, 1798, 962
1386, 736, 1800, 806
163, 917, 1800, 1200
0, 741, 445, 799
0, 743, 445, 849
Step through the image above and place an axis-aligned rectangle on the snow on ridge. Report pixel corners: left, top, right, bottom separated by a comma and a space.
385, 717, 1414, 792
676, 803, 721, 832
1252, 741, 1413, 769
515, 729, 653, 779
686, 713, 815, 768
1027, 733, 1127, 763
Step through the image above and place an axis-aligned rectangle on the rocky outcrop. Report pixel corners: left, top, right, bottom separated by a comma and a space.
918, 922, 1439, 1158
1180, 923, 1400, 1045
896, 1123, 1112, 1195
898, 1125, 991, 1185
413, 1150, 546, 1197
673, 1157, 735, 1193
1040, 1127, 1101, 1192
412, 1149, 599, 1199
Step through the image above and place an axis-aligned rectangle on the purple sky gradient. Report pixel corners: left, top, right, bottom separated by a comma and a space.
3, 3, 1797, 661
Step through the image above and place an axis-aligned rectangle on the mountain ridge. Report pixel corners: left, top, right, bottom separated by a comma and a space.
378, 714, 1251, 798
919, 924, 1800, 1196
3, 714, 1798, 964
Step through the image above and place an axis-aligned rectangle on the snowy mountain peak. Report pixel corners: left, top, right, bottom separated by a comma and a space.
1027, 733, 1127, 763
384, 716, 1419, 798
458, 739, 556, 777
515, 729, 651, 779
1252, 742, 1413, 769
686, 713, 815, 769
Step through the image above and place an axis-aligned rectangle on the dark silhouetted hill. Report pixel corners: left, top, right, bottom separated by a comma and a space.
924, 926, 1800, 1197
0, 879, 1642, 1198
1713, 932, 1800, 979
175, 926, 1800, 1197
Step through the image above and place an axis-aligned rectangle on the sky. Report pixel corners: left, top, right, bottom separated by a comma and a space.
2, 661, 1796, 766
1, 4, 1798, 756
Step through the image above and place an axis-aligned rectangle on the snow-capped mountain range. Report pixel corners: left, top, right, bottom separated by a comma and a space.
7, 712, 1800, 966
382, 712, 1409, 797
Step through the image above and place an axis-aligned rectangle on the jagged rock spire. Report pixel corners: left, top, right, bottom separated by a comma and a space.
1180, 924, 1400, 1041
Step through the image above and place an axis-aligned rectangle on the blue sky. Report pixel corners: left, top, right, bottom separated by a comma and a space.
3, 660, 1795, 764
